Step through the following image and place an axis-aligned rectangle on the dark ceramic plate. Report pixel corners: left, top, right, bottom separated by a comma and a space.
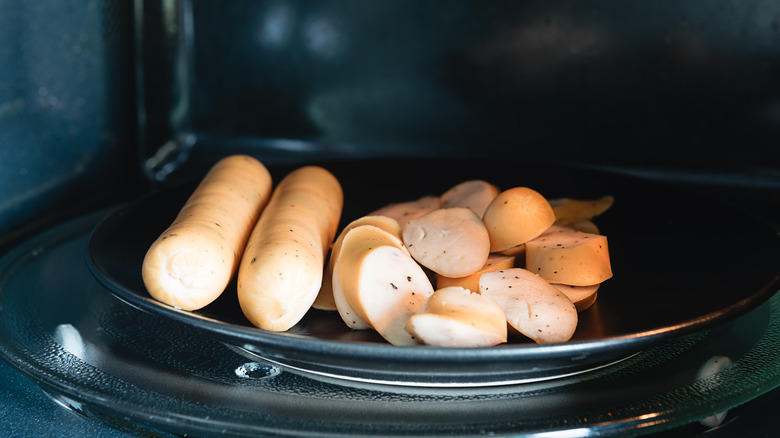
86, 158, 780, 386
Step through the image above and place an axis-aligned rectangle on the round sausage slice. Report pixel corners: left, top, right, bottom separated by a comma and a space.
313, 215, 403, 311
482, 187, 556, 252
550, 283, 600, 312
332, 224, 409, 330
339, 244, 434, 346
405, 286, 508, 347
402, 207, 491, 278
369, 195, 442, 231
440, 179, 500, 218
525, 230, 612, 286
479, 268, 577, 344
435, 253, 515, 293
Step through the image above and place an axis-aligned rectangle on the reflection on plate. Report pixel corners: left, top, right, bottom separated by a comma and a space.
86, 158, 780, 387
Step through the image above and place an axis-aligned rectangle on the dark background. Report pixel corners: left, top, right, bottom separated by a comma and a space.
4, 0, 780, 248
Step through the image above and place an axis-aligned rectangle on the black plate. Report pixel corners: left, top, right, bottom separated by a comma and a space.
86, 157, 780, 386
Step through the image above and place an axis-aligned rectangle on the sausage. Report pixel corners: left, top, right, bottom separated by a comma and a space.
402, 207, 491, 278
440, 179, 500, 218
313, 215, 403, 312
482, 187, 556, 252
331, 224, 409, 330
434, 253, 515, 293
405, 286, 507, 347
337, 230, 433, 345
237, 165, 343, 331
369, 195, 442, 231
142, 155, 272, 311
479, 268, 578, 344
525, 230, 612, 286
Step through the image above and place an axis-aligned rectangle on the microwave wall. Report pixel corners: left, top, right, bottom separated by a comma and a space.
3, 0, 780, 246
137, 0, 780, 175
1, 0, 136, 247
